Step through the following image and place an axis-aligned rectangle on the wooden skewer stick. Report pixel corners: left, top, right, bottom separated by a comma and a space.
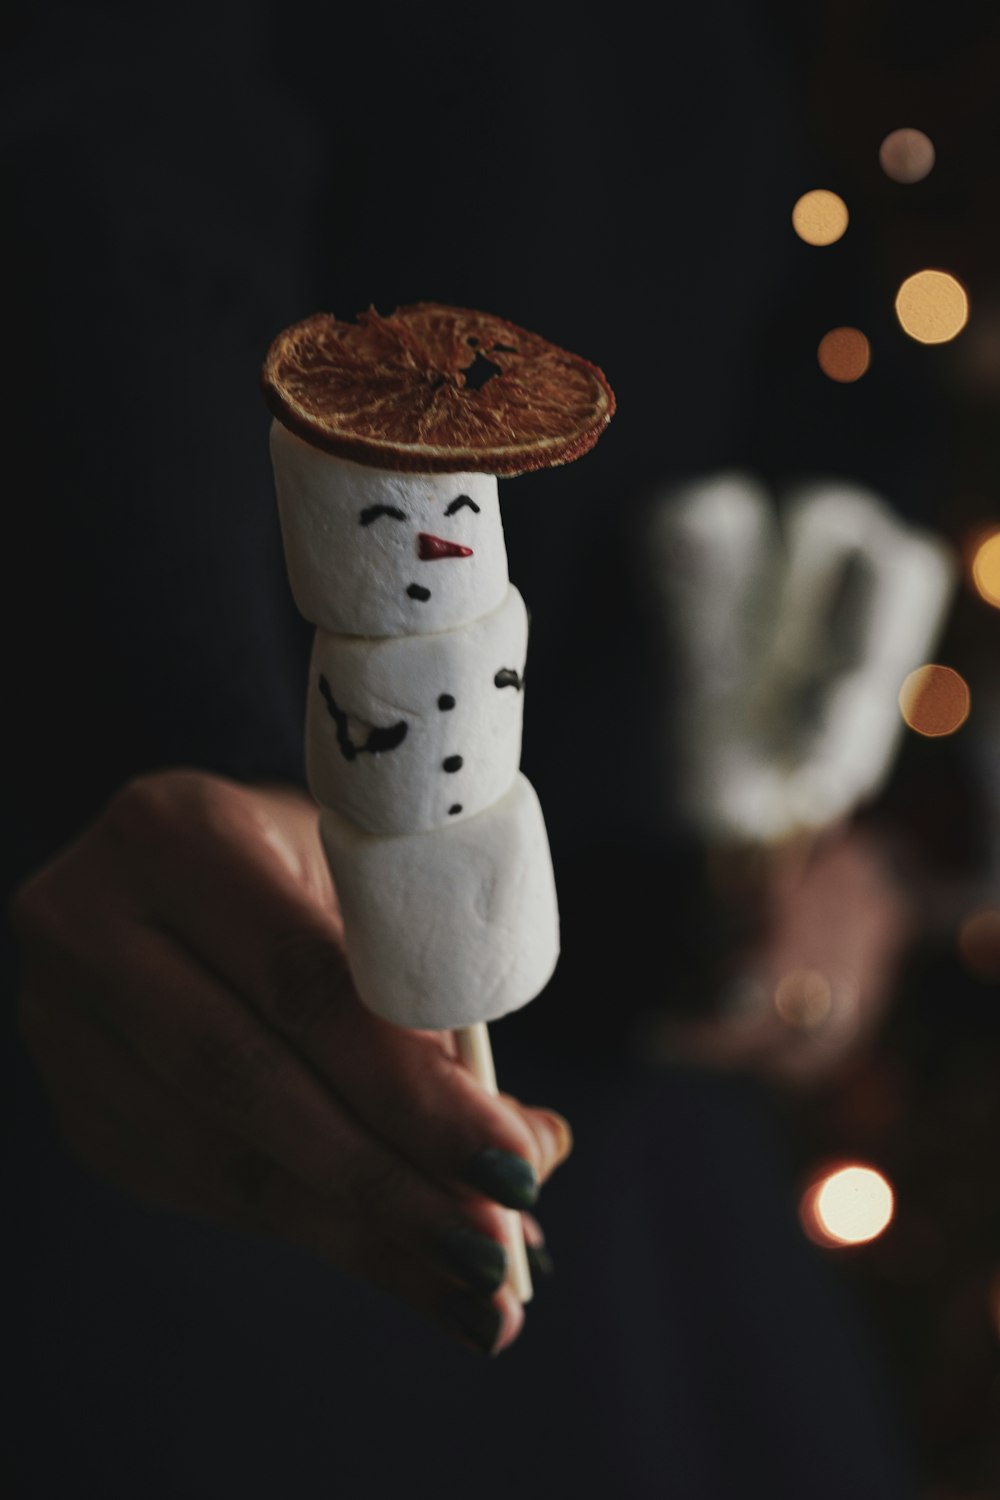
455, 1022, 533, 1304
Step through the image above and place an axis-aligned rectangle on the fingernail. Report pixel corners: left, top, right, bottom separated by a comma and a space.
464, 1147, 538, 1209
440, 1226, 508, 1295
534, 1110, 574, 1175
526, 1243, 554, 1279
521, 1210, 545, 1249
444, 1295, 504, 1356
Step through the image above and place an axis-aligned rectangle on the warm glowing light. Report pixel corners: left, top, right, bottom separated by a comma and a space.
792, 190, 849, 246
802, 1165, 895, 1247
817, 327, 870, 382
879, 128, 935, 184
958, 909, 1000, 980
972, 529, 1000, 608
774, 968, 833, 1029
895, 270, 969, 344
899, 664, 970, 737
991, 1272, 1000, 1337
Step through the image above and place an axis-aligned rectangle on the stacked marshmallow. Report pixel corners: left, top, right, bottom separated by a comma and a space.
270, 420, 559, 1030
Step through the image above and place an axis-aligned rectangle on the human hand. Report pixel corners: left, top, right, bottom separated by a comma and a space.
12, 771, 572, 1355
646, 825, 914, 1085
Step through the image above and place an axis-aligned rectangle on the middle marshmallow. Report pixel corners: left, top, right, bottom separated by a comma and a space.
307, 584, 529, 835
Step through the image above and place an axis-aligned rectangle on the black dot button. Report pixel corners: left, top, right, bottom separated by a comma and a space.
443, 755, 463, 773
438, 694, 455, 710
449, 803, 463, 815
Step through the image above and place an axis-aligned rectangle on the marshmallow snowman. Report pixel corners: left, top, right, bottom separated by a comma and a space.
264, 302, 613, 1304
271, 423, 509, 636
269, 421, 559, 1030
307, 582, 529, 835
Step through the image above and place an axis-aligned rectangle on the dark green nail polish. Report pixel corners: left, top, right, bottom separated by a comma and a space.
445, 1295, 503, 1356
464, 1147, 538, 1209
440, 1226, 507, 1294
526, 1244, 554, 1279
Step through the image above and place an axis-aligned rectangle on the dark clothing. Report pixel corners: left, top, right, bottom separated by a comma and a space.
5, 5, 928, 1495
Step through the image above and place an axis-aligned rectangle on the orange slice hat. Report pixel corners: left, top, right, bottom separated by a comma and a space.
262, 302, 615, 476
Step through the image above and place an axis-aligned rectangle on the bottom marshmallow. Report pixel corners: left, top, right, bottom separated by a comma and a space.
320, 772, 559, 1029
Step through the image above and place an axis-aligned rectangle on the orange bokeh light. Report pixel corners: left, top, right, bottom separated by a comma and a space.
792, 190, 849, 247
817, 327, 871, 382
898, 664, 970, 737
895, 270, 969, 344
971, 529, 1000, 608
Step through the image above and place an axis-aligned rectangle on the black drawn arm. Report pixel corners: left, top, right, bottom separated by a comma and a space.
318, 675, 408, 761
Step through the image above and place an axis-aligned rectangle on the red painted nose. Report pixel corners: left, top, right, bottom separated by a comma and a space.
418, 532, 474, 561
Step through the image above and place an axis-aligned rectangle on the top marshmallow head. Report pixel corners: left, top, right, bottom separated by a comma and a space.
270, 421, 508, 636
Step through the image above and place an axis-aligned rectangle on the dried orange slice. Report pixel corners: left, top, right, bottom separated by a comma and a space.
261, 303, 615, 475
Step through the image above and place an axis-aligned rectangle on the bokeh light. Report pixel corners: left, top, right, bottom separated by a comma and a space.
817, 327, 871, 382
971, 528, 1000, 607
899, 664, 970, 737
801, 1164, 895, 1247
792, 189, 849, 246
895, 270, 969, 344
774, 968, 833, 1029
879, 127, 935, 184
958, 909, 1000, 980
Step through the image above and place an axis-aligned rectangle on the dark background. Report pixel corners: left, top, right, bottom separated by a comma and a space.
5, 3, 1000, 1495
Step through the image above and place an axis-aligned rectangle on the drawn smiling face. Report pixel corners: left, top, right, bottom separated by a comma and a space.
270, 421, 509, 637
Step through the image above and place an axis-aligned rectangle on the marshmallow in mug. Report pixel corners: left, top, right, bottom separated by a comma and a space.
307, 585, 528, 836
650, 473, 956, 842
319, 773, 560, 1030
270, 421, 509, 637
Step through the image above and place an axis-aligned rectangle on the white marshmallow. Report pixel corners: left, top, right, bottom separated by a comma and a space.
772, 482, 956, 829
650, 475, 957, 843
647, 472, 779, 705
270, 421, 509, 636
319, 772, 559, 1029
307, 585, 528, 834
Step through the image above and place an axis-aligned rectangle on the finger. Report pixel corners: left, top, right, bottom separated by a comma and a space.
521, 1212, 554, 1281
35, 1020, 524, 1362
235, 943, 572, 1207
106, 774, 572, 1202
22, 976, 268, 1220
647, 1008, 785, 1073
28, 920, 523, 1292
51, 1063, 524, 1354
22, 953, 307, 1219
255, 955, 572, 1203
262, 1177, 525, 1355
24, 974, 530, 1329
